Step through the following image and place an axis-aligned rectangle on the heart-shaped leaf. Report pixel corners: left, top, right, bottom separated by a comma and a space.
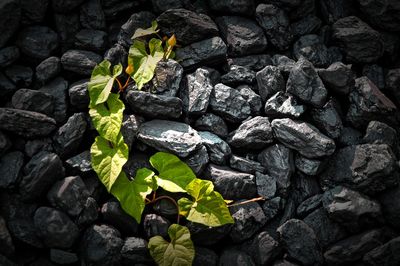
132, 20, 159, 39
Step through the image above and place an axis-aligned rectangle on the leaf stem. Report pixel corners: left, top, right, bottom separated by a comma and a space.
227, 196, 265, 207
148, 195, 181, 225
115, 77, 123, 91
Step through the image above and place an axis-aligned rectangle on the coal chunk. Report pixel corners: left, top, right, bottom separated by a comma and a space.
363, 236, 400, 266
199, 131, 231, 165
143, 213, 170, 239
294, 154, 323, 176
68, 79, 89, 110
39, 77, 69, 124
153, 59, 183, 97
293, 34, 332, 67
194, 113, 228, 138
256, 65, 285, 102
227, 54, 272, 71
230, 155, 265, 174
121, 237, 152, 265
0, 0, 21, 49
221, 65, 256, 86
4, 65, 33, 87
117, 11, 155, 48
183, 145, 209, 176
80, 0, 106, 30
36, 57, 61, 84
264, 91, 305, 118
12, 89, 54, 116
310, 98, 343, 139
358, 0, 400, 32
219, 248, 256, 266
318, 62, 355, 95
378, 186, 400, 230
0, 46, 19, 68
237, 85, 263, 115
208, 0, 255, 15
101, 201, 139, 236
16, 26, 59, 60
0, 131, 11, 156
74, 29, 108, 52
61, 50, 102, 76
0, 151, 24, 189
256, 172, 276, 199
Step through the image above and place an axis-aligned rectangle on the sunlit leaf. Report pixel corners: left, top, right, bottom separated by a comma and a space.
132, 20, 159, 39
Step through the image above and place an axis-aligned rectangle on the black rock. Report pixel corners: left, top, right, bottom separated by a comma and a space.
54, 12, 80, 51
294, 154, 323, 176
237, 85, 263, 115
75, 29, 108, 52
0, 131, 11, 156
61, 50, 102, 76
151, 0, 183, 13
194, 113, 228, 138
199, 131, 231, 165
68, 79, 89, 110
221, 65, 256, 86
219, 248, 256, 266
121, 114, 144, 150
337, 126, 363, 147
117, 11, 155, 48
208, 0, 255, 15
256, 65, 285, 102
19, 151, 64, 201
53, 112, 87, 159
230, 202, 267, 243
292, 173, 321, 204
241, 231, 280, 265
36, 57, 61, 84
0, 0, 20, 48
297, 194, 323, 218
126, 90, 182, 119
193, 247, 218, 266
153, 59, 183, 97
8, 216, 43, 249
262, 197, 284, 221
264, 91, 306, 118
183, 145, 209, 176
65, 150, 93, 176
52, 0, 85, 13
378, 186, 400, 230
319, 0, 353, 24
385, 68, 400, 105
358, 0, 400, 32
227, 54, 272, 71
121, 237, 152, 265
4, 65, 33, 87
318, 62, 355, 95
0, 254, 16, 266
176, 37, 227, 69
0, 108, 57, 138
277, 219, 323, 266
20, 0, 48, 24
81, 224, 123, 266
216, 16, 267, 56
290, 15, 321, 38
12, 89, 54, 116
34, 207, 79, 248
0, 73, 16, 98
332, 16, 384, 63
143, 213, 170, 239
0, 151, 24, 189
363, 121, 397, 149
286, 57, 328, 107
16, 26, 58, 60
288, 0, 315, 20
256, 172, 276, 199
205, 164, 257, 199
310, 98, 343, 139
24, 138, 53, 158
255, 4, 292, 51
272, 54, 296, 75
187, 221, 232, 246
39, 77, 69, 124
0, 46, 19, 68
0, 216, 15, 257
209, 83, 251, 123
101, 201, 139, 236
362, 64, 385, 90
227, 116, 273, 149
104, 43, 128, 67
230, 155, 265, 174
293, 34, 332, 67
80, 0, 106, 30
76, 196, 99, 227
363, 236, 400, 266
50, 249, 78, 265
273, 259, 300, 266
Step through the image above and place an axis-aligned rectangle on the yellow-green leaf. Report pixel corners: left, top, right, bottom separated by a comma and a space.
132, 20, 159, 39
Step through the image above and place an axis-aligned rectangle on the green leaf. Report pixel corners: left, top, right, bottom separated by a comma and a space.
148, 224, 195, 266
89, 93, 125, 143
149, 152, 196, 193
132, 20, 159, 39
128, 39, 164, 90
178, 179, 234, 227
90, 133, 129, 191
88, 60, 123, 107
111, 169, 157, 223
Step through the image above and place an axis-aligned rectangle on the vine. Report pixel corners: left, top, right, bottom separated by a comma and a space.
88, 22, 234, 265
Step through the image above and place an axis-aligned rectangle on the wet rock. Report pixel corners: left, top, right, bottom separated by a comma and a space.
227, 116, 273, 149
143, 214, 170, 239
310, 98, 343, 139
262, 197, 284, 220
346, 77, 397, 128
227, 54, 272, 71
180, 68, 213, 116
194, 113, 228, 138
209, 83, 251, 123
297, 194, 323, 218
221, 65, 256, 86
286, 57, 328, 107
272, 118, 336, 158
237, 85, 263, 115
153, 59, 183, 97
290, 15, 321, 38
34, 207, 79, 248
256, 172, 276, 199
65, 150, 92, 176
54, 12, 80, 51
36, 57, 61, 84
193, 247, 218, 266
216, 16, 267, 56
337, 126, 363, 147
318, 62, 354, 95
199, 131, 231, 165
117, 11, 155, 48
16, 26, 58, 60
0, 216, 15, 257
256, 4, 292, 51
80, 0, 106, 30
20, 152, 64, 201
75, 29, 108, 52
320, 144, 398, 195
332, 16, 384, 63
50, 249, 79, 265
294, 154, 323, 176
230, 155, 265, 174
256, 65, 285, 102
264, 91, 305, 118
0, 151, 24, 189
68, 79, 89, 110
208, 0, 255, 15
12, 89, 54, 116
39, 77, 69, 123
358, 0, 400, 32
241, 231, 280, 265
0, 0, 21, 49
24, 138, 53, 157
101, 201, 139, 236
378, 186, 400, 229
176, 37, 227, 69
293, 34, 332, 67
183, 145, 209, 176
137, 120, 202, 157
157, 9, 218, 46
277, 219, 323, 266
121, 237, 152, 265
0, 131, 11, 156
230, 202, 267, 243
219, 248, 256, 266
4, 65, 33, 87
126, 90, 182, 119
362, 64, 385, 90
0, 46, 19, 68
363, 236, 400, 266
205, 164, 257, 199
61, 50, 102, 76
0, 108, 57, 138
81, 224, 123, 266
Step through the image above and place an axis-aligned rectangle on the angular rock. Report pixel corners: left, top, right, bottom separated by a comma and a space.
151, 0, 183, 13
39, 77, 69, 123
117, 11, 155, 48
256, 172, 276, 199
7, 216, 43, 249
337, 126, 363, 147
125, 90, 182, 119
208, 0, 255, 15
199, 131, 231, 165
310, 98, 343, 139
319, 0, 353, 24
16, 26, 58, 60
80, 0, 106, 30
36, 57, 61, 84
12, 89, 54, 116
50, 249, 79, 265
293, 34, 332, 67
358, 0, 400, 32
241, 231, 280, 265
318, 62, 355, 95
363, 121, 397, 148
256, 65, 285, 101
205, 164, 257, 199
187, 221, 232, 246
24, 138, 53, 158
277, 219, 323, 266
262, 197, 284, 221
101, 201, 139, 236
194, 113, 228, 138
264, 91, 305, 118
363, 236, 400, 266
61, 50, 102, 76
292, 173, 321, 204
295, 154, 323, 176
216, 16, 267, 56
219, 248, 256, 266
121, 237, 152, 265
332, 16, 384, 63
237, 85, 263, 115
0, 46, 19, 68
297, 194, 323, 218
54, 12, 80, 51
183, 145, 209, 176
385, 68, 400, 105
0, 151, 24, 189
0, 131, 11, 156
75, 29, 108, 52
143, 214, 170, 239
4, 65, 33, 87
76, 197, 98, 227
286, 57, 328, 107
362, 64, 385, 90
104, 43, 128, 67
290, 15, 321, 38
137, 120, 202, 157
227, 54, 272, 71
193, 247, 218, 266
378, 186, 400, 230
65, 150, 93, 176
121, 114, 144, 150
153, 59, 183, 97
221, 65, 256, 86
230, 155, 265, 174
0, 216, 15, 257
52, 0, 85, 13
0, 73, 16, 98
68, 79, 89, 110
0, 0, 21, 49
272, 54, 296, 75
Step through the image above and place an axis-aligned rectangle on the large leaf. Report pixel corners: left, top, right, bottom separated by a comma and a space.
88, 60, 123, 107
148, 224, 195, 266
90, 133, 129, 191
149, 152, 196, 193
178, 179, 234, 227
132, 20, 159, 39
128, 39, 164, 90
89, 93, 125, 143
111, 169, 157, 223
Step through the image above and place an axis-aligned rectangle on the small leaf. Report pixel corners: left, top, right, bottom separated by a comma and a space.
89, 93, 125, 143
91, 133, 129, 191
150, 152, 196, 193
131, 21, 159, 39
167, 34, 177, 47
125, 64, 134, 75
148, 224, 195, 266
88, 60, 122, 107
111, 169, 157, 223
178, 179, 234, 227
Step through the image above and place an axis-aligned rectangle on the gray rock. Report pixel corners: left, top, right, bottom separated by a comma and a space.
16, 26, 58, 60
256, 65, 285, 102
34, 207, 79, 248
219, 248, 256, 266
54, 12, 80, 51
332, 16, 384, 63
286, 57, 328, 107
230, 155, 265, 174
137, 120, 202, 157
294, 154, 323, 176
24, 138, 53, 158
363, 121, 397, 149
362, 64, 385, 90
262, 197, 284, 221
104, 43, 127, 67
0, 151, 24, 189
80, 0, 106, 30
318, 62, 355, 95
255, 4, 292, 51
205, 164, 257, 199
237, 85, 263, 115
180, 68, 213, 116
293, 34, 332, 67
50, 249, 79, 265
297, 194, 323, 218
0, 216, 15, 257
12, 89, 54, 116
226, 54, 272, 71
117, 11, 155, 48
216, 16, 267, 56
221, 65, 256, 86
0, 73, 16, 98
272, 54, 296, 75
52, 0, 85, 13
121, 237, 152, 265
363, 236, 400, 266
0, 0, 21, 49
143, 214, 170, 239
153, 59, 183, 97
4, 65, 33, 87
69, 79, 89, 110
0, 46, 19, 68
209, 83, 251, 123
194, 113, 228, 138
227, 116, 273, 149
358, 0, 400, 32
208, 0, 255, 15
277, 219, 323, 266
65, 150, 93, 176
176, 37, 227, 69
241, 231, 280, 265
101, 201, 138, 236
39, 77, 69, 123
0, 131, 11, 156
125, 90, 182, 119
121, 114, 144, 150
320, 144, 398, 195
20, 152, 64, 201
0, 108, 57, 138
61, 50, 102, 76
36, 57, 61, 84
290, 15, 321, 38
183, 145, 209, 176
310, 98, 343, 139
264, 91, 305, 118
199, 131, 231, 165
256, 172, 276, 199
75, 29, 108, 52
81, 224, 123, 266
346, 77, 397, 129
